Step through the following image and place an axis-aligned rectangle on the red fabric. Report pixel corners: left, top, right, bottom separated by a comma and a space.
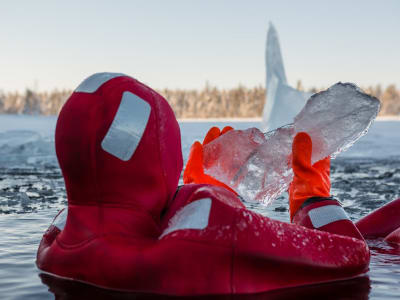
385, 226, 400, 244
37, 75, 370, 295
38, 185, 370, 295
55, 76, 182, 223
293, 200, 365, 241
356, 198, 400, 239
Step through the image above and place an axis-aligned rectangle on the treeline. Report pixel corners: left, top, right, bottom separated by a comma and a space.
159, 84, 265, 118
0, 89, 70, 115
0, 83, 399, 117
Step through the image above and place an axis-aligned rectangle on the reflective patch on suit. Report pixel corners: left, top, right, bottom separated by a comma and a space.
52, 208, 67, 230
308, 205, 350, 228
160, 198, 212, 239
101, 91, 151, 161
75, 72, 126, 93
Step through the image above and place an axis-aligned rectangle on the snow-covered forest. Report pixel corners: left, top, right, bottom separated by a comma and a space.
0, 82, 398, 118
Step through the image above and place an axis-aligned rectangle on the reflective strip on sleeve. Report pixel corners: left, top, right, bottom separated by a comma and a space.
52, 208, 67, 230
101, 91, 151, 161
160, 198, 212, 239
308, 205, 350, 228
75, 72, 127, 93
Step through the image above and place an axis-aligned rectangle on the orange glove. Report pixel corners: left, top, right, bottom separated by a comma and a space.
183, 126, 237, 194
289, 132, 331, 221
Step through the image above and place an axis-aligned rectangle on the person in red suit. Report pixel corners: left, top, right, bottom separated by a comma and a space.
184, 127, 366, 239
186, 126, 400, 243
37, 73, 371, 296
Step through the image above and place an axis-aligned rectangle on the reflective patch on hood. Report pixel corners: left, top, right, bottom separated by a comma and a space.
75, 72, 127, 93
160, 198, 212, 239
101, 91, 151, 161
308, 205, 349, 228
52, 208, 67, 230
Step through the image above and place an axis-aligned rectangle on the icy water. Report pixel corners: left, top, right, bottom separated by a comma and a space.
1, 118, 400, 299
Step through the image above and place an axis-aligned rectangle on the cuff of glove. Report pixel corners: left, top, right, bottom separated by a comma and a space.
299, 196, 338, 210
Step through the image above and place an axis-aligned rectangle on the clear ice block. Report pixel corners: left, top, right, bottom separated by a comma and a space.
203, 82, 380, 205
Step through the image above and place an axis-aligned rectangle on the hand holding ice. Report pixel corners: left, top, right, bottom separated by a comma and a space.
203, 82, 380, 205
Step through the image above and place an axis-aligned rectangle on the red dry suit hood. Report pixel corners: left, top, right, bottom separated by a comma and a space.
56, 73, 182, 240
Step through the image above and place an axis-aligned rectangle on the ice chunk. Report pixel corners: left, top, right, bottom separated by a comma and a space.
265, 23, 287, 86
204, 124, 294, 204
261, 23, 312, 132
0, 130, 56, 167
295, 83, 380, 164
204, 83, 380, 205
203, 128, 265, 184
236, 125, 295, 203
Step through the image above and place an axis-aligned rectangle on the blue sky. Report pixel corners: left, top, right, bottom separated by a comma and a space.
0, 0, 399, 92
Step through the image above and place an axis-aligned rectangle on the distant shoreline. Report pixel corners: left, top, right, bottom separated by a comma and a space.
375, 116, 400, 121
178, 116, 400, 122
178, 117, 262, 122
2, 84, 399, 118
0, 114, 398, 122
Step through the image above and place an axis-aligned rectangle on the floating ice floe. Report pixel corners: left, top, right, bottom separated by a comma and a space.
0, 130, 56, 168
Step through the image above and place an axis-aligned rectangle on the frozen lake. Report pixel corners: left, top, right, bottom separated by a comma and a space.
0, 115, 400, 299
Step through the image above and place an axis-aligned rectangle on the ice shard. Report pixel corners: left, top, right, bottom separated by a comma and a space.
204, 82, 380, 205
265, 23, 287, 86
261, 23, 312, 132
295, 83, 380, 164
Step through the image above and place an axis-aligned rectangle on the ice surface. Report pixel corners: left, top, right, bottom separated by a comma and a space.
0, 130, 56, 167
261, 23, 312, 132
0, 115, 57, 168
204, 83, 381, 205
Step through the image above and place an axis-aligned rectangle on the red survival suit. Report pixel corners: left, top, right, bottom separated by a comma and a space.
37, 73, 370, 296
